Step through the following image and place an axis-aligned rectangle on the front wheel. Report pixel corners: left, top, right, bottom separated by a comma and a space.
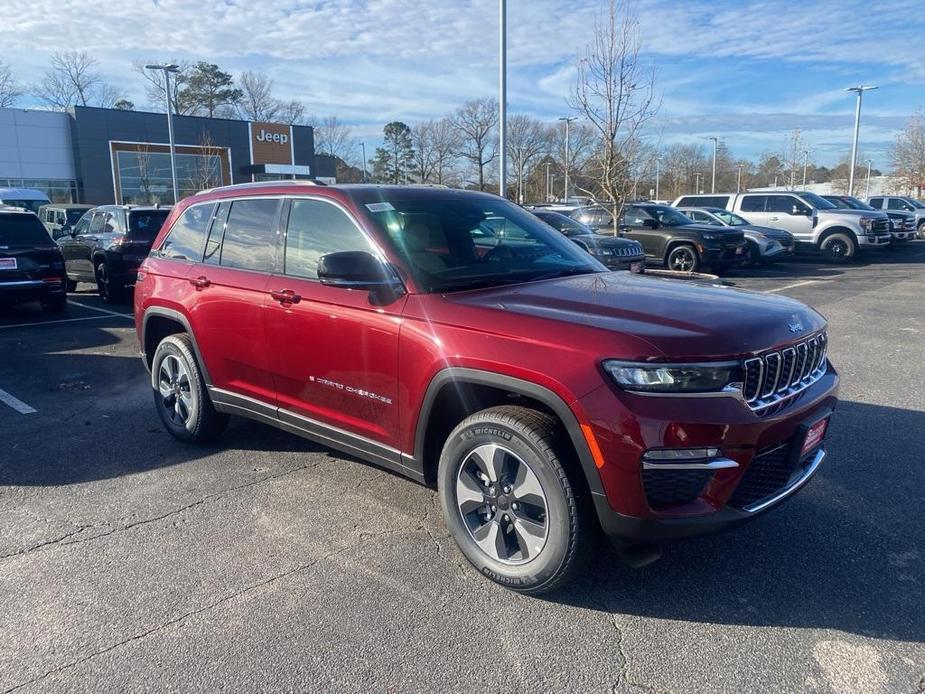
666, 244, 700, 273
438, 406, 587, 594
743, 241, 761, 267
151, 334, 228, 443
918, 222, 925, 240
820, 233, 857, 264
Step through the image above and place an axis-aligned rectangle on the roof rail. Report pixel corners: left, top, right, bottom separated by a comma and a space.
201, 180, 327, 195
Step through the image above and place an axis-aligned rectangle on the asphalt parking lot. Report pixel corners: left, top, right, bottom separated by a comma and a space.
1, 244, 923, 694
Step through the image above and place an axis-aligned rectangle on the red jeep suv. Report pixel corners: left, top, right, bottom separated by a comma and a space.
135, 182, 838, 594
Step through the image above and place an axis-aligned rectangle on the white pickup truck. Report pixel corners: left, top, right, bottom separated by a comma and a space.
672, 191, 891, 263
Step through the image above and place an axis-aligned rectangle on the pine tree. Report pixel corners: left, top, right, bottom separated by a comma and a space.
371, 122, 415, 184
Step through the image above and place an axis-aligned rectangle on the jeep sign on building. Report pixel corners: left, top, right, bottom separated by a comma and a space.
0, 105, 335, 205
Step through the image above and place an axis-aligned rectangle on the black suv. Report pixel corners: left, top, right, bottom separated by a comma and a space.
0, 209, 67, 313
531, 209, 645, 271
58, 205, 170, 301
618, 203, 746, 272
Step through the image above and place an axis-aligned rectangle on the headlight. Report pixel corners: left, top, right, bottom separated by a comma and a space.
701, 233, 720, 241
859, 217, 875, 231
602, 360, 740, 393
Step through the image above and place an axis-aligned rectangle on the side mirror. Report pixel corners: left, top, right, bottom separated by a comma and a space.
642, 218, 659, 229
318, 251, 402, 292
52, 228, 68, 240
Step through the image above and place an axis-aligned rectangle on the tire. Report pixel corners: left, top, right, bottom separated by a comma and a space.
95, 261, 124, 304
743, 241, 761, 267
437, 405, 587, 595
819, 232, 857, 264
918, 222, 925, 240
151, 334, 228, 443
41, 295, 67, 314
65, 278, 78, 292
666, 244, 700, 273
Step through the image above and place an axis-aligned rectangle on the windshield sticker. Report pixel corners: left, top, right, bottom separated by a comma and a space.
366, 202, 395, 213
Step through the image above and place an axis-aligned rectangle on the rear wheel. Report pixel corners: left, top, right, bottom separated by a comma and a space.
666, 244, 700, 273
820, 232, 856, 264
438, 405, 587, 594
151, 334, 228, 443
95, 261, 124, 303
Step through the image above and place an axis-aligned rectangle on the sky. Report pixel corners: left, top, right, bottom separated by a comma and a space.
2, 0, 924, 169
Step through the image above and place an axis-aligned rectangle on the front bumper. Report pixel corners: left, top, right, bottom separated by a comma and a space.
891, 231, 914, 242
702, 241, 747, 265
576, 365, 839, 544
857, 233, 891, 247
598, 255, 645, 271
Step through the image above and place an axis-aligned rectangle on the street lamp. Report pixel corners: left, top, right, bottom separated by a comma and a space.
707, 136, 719, 193
865, 158, 873, 197
145, 63, 181, 204
801, 149, 810, 191
498, 0, 507, 197
845, 85, 877, 196
545, 161, 551, 201
360, 142, 368, 183
736, 164, 744, 193
558, 116, 577, 201
694, 172, 703, 194
654, 157, 660, 201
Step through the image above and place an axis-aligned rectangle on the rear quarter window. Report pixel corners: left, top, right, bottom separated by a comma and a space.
740, 196, 767, 212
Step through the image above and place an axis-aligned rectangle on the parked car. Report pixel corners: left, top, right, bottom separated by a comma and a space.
136, 182, 838, 593
0, 188, 51, 214
58, 204, 170, 301
673, 192, 892, 263
617, 202, 746, 272
822, 195, 916, 243
0, 208, 67, 313
866, 195, 925, 239
37, 204, 94, 240
530, 209, 645, 271
677, 206, 795, 266
567, 205, 615, 231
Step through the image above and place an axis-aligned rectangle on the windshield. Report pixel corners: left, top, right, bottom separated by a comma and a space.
364, 197, 604, 292
533, 211, 592, 236
648, 205, 695, 227
129, 210, 169, 239
795, 192, 836, 209
841, 196, 875, 211
903, 197, 925, 209
1, 199, 45, 214
66, 209, 88, 224
713, 210, 749, 226
0, 213, 53, 246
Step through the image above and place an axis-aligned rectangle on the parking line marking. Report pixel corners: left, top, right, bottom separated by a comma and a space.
0, 315, 128, 330
68, 301, 133, 319
0, 388, 36, 414
763, 280, 824, 294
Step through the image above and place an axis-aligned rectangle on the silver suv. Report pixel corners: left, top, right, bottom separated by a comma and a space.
867, 196, 925, 239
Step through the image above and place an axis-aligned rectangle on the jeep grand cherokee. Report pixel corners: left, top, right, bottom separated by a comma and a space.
135, 182, 838, 594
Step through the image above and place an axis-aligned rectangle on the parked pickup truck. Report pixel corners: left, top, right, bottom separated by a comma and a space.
673, 191, 891, 263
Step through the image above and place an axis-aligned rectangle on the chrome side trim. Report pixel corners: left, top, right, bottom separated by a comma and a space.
642, 458, 740, 471
743, 448, 825, 513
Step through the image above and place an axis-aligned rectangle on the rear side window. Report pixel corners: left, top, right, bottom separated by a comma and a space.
740, 196, 767, 212
0, 213, 52, 245
284, 199, 372, 279
768, 196, 796, 213
868, 198, 883, 209
677, 196, 729, 208
159, 204, 216, 261
129, 210, 169, 239
217, 198, 280, 272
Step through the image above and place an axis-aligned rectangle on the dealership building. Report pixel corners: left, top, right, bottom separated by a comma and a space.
0, 105, 336, 205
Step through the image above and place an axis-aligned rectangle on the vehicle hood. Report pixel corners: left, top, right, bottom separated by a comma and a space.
819, 208, 888, 220
578, 234, 642, 249
738, 224, 793, 240
449, 272, 825, 360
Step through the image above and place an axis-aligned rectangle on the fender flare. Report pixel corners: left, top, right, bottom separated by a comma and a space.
141, 306, 212, 385
413, 367, 605, 497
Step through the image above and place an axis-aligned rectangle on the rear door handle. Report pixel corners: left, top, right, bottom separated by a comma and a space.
190, 276, 211, 289
270, 288, 302, 304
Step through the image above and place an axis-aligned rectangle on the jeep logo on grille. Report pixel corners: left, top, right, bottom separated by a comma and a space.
787, 320, 804, 333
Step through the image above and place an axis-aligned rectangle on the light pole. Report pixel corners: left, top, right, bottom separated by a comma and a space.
801, 149, 809, 190
736, 164, 744, 193
145, 63, 181, 204
558, 116, 577, 201
360, 142, 368, 183
654, 157, 660, 201
545, 161, 551, 201
708, 136, 719, 193
865, 158, 873, 197
846, 85, 877, 196
694, 172, 702, 194
498, 0, 507, 198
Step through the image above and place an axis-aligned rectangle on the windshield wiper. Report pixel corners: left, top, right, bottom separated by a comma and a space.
532, 267, 600, 281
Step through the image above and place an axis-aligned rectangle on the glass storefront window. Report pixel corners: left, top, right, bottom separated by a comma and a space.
0, 178, 77, 203
116, 151, 224, 206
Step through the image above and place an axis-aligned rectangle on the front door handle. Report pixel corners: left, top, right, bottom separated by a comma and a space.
768, 216, 780, 222
190, 276, 211, 289
270, 288, 302, 304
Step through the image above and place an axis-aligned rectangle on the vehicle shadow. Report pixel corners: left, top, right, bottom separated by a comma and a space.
545, 399, 925, 643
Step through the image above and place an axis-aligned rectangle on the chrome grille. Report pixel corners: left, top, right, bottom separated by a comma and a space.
742, 332, 827, 414
872, 218, 890, 234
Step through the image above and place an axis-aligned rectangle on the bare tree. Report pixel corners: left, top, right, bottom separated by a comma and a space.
279, 100, 307, 125
659, 144, 708, 200
132, 60, 193, 114
187, 131, 224, 195
782, 129, 806, 190
506, 115, 550, 202
0, 61, 22, 107
35, 51, 122, 108
237, 71, 280, 122
452, 98, 499, 191
411, 121, 439, 183
429, 117, 461, 185
569, 0, 659, 230
551, 121, 596, 197
314, 115, 355, 161
890, 112, 925, 197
